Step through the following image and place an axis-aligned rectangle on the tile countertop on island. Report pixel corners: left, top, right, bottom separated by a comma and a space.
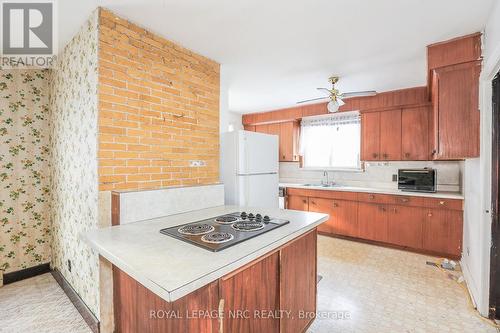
279, 183, 464, 200
82, 205, 328, 303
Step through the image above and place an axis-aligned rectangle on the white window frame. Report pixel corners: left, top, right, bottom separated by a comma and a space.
299, 111, 363, 172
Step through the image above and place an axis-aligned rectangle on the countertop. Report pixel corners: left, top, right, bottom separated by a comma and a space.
279, 183, 464, 199
83, 205, 328, 302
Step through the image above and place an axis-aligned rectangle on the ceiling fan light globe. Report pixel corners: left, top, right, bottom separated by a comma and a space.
327, 100, 339, 113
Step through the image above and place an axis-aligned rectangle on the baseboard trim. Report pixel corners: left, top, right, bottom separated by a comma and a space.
51, 269, 100, 333
3, 263, 50, 285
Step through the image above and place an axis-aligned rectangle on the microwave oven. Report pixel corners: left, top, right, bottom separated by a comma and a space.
397, 169, 436, 193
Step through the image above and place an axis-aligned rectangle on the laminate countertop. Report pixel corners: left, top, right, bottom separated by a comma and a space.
83, 205, 328, 303
279, 183, 464, 200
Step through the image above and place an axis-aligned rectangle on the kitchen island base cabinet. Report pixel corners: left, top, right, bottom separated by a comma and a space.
112, 230, 318, 333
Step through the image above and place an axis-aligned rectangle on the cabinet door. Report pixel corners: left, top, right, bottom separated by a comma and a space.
287, 195, 308, 211
387, 205, 424, 249
401, 106, 430, 160
357, 202, 388, 242
379, 109, 402, 160
254, 124, 269, 133
243, 125, 256, 132
433, 61, 480, 159
332, 200, 358, 238
423, 209, 463, 256
308, 197, 334, 233
280, 231, 317, 333
220, 253, 280, 333
280, 121, 300, 162
266, 123, 282, 160
361, 112, 380, 160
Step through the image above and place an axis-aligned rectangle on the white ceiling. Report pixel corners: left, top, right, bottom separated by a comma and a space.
60, 0, 495, 113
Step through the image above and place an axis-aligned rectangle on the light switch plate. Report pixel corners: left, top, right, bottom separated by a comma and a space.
189, 160, 206, 167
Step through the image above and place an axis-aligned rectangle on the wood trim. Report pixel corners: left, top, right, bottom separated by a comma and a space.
52, 269, 100, 333
111, 192, 120, 226
319, 232, 461, 260
2, 262, 50, 285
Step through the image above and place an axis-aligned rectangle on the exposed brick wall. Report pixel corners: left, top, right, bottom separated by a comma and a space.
97, 8, 220, 191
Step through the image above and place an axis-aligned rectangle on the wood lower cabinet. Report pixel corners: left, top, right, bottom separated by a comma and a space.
113, 231, 318, 333
401, 106, 430, 160
357, 202, 388, 242
423, 209, 463, 257
280, 230, 317, 333
387, 205, 424, 249
220, 253, 280, 333
287, 195, 309, 211
308, 197, 333, 233
287, 188, 463, 258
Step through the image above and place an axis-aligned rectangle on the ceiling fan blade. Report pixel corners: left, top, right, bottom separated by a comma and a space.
316, 87, 331, 93
296, 96, 330, 104
341, 90, 377, 98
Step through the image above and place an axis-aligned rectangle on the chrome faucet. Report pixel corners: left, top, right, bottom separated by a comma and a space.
322, 171, 329, 186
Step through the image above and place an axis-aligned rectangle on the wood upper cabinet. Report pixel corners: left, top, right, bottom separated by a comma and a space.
308, 197, 333, 233
243, 124, 256, 132
357, 202, 388, 242
379, 109, 402, 160
280, 121, 300, 162
287, 195, 309, 211
423, 209, 463, 257
387, 205, 424, 249
220, 252, 280, 333
280, 231, 317, 333
401, 106, 430, 160
431, 60, 481, 159
253, 121, 300, 162
361, 112, 381, 160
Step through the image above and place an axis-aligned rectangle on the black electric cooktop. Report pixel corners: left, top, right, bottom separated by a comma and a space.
160, 212, 289, 252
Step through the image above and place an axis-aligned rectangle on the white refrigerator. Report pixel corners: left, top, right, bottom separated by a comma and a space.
222, 130, 279, 208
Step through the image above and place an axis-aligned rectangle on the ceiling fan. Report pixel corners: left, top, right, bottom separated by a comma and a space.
297, 76, 377, 113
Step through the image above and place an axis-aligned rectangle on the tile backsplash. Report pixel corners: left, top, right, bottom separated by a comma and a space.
279, 161, 463, 192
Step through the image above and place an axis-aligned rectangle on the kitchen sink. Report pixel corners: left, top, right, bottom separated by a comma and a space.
302, 183, 338, 188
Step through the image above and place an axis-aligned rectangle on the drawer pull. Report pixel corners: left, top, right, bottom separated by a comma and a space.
372, 153, 378, 158
333, 202, 339, 208
400, 198, 409, 203
303, 199, 308, 204
393, 208, 397, 213
439, 201, 445, 205
369, 194, 375, 199
405, 152, 410, 158
428, 212, 433, 217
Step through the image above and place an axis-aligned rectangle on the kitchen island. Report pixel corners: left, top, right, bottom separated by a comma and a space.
84, 205, 328, 333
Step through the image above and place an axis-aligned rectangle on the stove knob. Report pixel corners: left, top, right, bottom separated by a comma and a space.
256, 213, 262, 219
240, 212, 247, 217
248, 213, 254, 218
263, 215, 270, 222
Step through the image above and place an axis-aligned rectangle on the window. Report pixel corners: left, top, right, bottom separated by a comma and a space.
299, 111, 361, 170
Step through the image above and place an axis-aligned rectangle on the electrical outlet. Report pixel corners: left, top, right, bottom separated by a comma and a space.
67, 259, 72, 272
392, 174, 398, 182
189, 160, 206, 167
467, 247, 470, 256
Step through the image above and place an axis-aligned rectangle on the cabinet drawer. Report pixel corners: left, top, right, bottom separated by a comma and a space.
391, 195, 425, 207
357, 193, 393, 204
423, 198, 463, 210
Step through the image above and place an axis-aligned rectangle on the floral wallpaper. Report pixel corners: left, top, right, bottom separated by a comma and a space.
0, 70, 51, 274
49, 10, 100, 317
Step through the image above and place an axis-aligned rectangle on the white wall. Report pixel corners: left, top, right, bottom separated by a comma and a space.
280, 161, 462, 192
219, 65, 243, 182
461, 0, 500, 316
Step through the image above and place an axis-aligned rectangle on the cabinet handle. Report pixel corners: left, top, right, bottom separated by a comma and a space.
428, 212, 433, 217
400, 198, 409, 203
333, 202, 339, 208
383, 153, 388, 159
303, 199, 307, 204
369, 194, 375, 199
372, 153, 378, 158
282, 154, 286, 159
439, 201, 445, 206
405, 152, 410, 158
393, 208, 397, 213
218, 298, 225, 333
311, 200, 315, 205
380, 206, 386, 212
